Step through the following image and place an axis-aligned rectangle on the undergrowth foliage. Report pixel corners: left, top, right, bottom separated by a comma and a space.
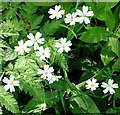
0, 2, 120, 114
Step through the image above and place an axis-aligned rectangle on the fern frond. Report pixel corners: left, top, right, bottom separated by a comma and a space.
0, 86, 19, 113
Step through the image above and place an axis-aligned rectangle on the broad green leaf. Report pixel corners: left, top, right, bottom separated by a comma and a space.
104, 10, 115, 31
30, 15, 44, 30
109, 37, 120, 57
40, 20, 62, 36
80, 27, 107, 43
0, 86, 19, 113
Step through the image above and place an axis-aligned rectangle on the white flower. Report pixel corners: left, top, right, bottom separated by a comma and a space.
85, 78, 99, 91
48, 5, 65, 19
101, 79, 118, 94
47, 75, 62, 84
15, 40, 30, 55
55, 38, 72, 53
64, 13, 79, 26
37, 65, 54, 80
26, 32, 44, 50
40, 103, 46, 111
36, 46, 50, 61
2, 75, 19, 93
76, 5, 94, 24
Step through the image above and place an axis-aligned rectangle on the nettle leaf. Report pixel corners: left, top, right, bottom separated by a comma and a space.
109, 37, 120, 57
30, 14, 44, 30
40, 20, 62, 36
0, 86, 19, 113
80, 27, 107, 43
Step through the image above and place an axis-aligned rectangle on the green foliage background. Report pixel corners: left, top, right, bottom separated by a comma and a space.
0, 1, 120, 114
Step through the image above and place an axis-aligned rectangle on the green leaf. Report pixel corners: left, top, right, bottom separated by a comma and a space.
83, 94, 100, 113
112, 58, 120, 72
32, 2, 57, 6
23, 98, 38, 113
96, 2, 118, 11
0, 86, 19, 113
40, 20, 62, 36
109, 37, 120, 57
104, 10, 115, 31
14, 56, 27, 72
3, 48, 17, 61
100, 45, 116, 66
80, 27, 107, 43
30, 15, 44, 30
19, 76, 44, 100
73, 96, 87, 112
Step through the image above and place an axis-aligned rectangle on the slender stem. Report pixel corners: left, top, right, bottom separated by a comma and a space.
0, 69, 5, 81
61, 24, 77, 39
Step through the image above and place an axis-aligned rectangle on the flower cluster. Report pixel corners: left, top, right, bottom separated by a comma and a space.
48, 5, 94, 25
85, 78, 118, 95
14, 32, 72, 85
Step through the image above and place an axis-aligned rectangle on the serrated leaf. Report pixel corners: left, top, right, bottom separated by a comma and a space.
30, 15, 44, 30
19, 76, 44, 100
80, 27, 107, 43
40, 20, 62, 36
0, 86, 19, 113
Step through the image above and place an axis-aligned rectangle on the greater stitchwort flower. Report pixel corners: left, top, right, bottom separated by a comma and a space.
64, 13, 79, 26
85, 78, 99, 91
2, 75, 19, 93
76, 5, 94, 24
36, 46, 50, 61
26, 32, 44, 50
37, 65, 54, 80
55, 38, 72, 53
47, 75, 62, 84
101, 79, 118, 94
15, 40, 30, 55
48, 5, 65, 19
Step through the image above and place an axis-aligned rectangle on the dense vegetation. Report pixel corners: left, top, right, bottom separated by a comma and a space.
0, 2, 120, 114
